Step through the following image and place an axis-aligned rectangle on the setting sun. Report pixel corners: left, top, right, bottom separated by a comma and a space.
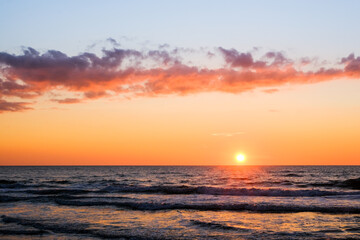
236, 154, 246, 163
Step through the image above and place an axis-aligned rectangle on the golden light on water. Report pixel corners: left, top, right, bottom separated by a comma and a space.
236, 154, 246, 163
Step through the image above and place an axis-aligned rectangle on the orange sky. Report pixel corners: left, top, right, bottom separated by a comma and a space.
1, 78, 359, 165
1, 1, 360, 165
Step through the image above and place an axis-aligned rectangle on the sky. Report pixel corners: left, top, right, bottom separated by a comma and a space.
0, 0, 359, 165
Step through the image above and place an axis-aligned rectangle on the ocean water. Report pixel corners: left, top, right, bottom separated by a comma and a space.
0, 166, 359, 239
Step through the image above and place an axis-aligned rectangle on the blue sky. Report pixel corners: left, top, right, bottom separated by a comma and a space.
1, 0, 359, 60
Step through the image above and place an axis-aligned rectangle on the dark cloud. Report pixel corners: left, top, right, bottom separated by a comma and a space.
0, 44, 359, 113
219, 47, 255, 68
218, 47, 267, 68
0, 99, 32, 112
84, 90, 108, 99
0, 47, 142, 88
0, 78, 39, 99
341, 53, 355, 64
265, 51, 292, 66
341, 54, 360, 73
0, 79, 27, 92
147, 50, 178, 65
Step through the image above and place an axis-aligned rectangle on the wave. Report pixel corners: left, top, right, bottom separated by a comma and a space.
25, 189, 91, 195
0, 182, 52, 190
341, 178, 360, 190
0, 195, 32, 203
1, 215, 92, 235
190, 220, 249, 231
0, 229, 48, 235
0, 193, 132, 204
0, 179, 18, 184
345, 227, 360, 232
44, 180, 72, 184
0, 215, 165, 239
99, 185, 360, 197
282, 173, 302, 177
0, 183, 29, 189
2, 179, 359, 198
53, 199, 360, 214
309, 177, 360, 190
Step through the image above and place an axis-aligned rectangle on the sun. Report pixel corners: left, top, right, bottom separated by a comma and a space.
236, 154, 246, 162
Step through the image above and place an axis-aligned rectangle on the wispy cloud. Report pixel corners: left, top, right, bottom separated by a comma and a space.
0, 41, 359, 112
262, 88, 279, 94
52, 98, 81, 104
0, 99, 32, 112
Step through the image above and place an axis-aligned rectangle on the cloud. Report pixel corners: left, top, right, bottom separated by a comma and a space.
84, 90, 108, 99
265, 51, 292, 66
341, 53, 360, 73
0, 43, 359, 112
52, 98, 82, 104
262, 88, 279, 94
0, 99, 32, 112
219, 47, 265, 68
107, 38, 121, 47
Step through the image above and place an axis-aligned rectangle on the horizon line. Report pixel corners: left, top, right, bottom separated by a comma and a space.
1, 164, 359, 167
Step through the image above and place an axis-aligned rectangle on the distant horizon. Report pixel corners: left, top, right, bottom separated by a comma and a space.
1, 164, 359, 167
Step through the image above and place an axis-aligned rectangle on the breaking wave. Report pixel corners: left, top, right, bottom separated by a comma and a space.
189, 219, 248, 231
310, 177, 360, 190
99, 185, 360, 197
0, 215, 165, 239
53, 199, 360, 214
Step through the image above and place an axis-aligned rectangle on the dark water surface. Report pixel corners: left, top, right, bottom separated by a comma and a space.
0, 166, 359, 239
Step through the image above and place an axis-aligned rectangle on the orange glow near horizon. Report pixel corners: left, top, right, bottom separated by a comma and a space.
0, 79, 360, 166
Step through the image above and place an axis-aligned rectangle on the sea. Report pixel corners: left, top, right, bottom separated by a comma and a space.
0, 166, 359, 239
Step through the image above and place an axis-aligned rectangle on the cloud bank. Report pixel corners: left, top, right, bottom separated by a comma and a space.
0, 42, 359, 112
